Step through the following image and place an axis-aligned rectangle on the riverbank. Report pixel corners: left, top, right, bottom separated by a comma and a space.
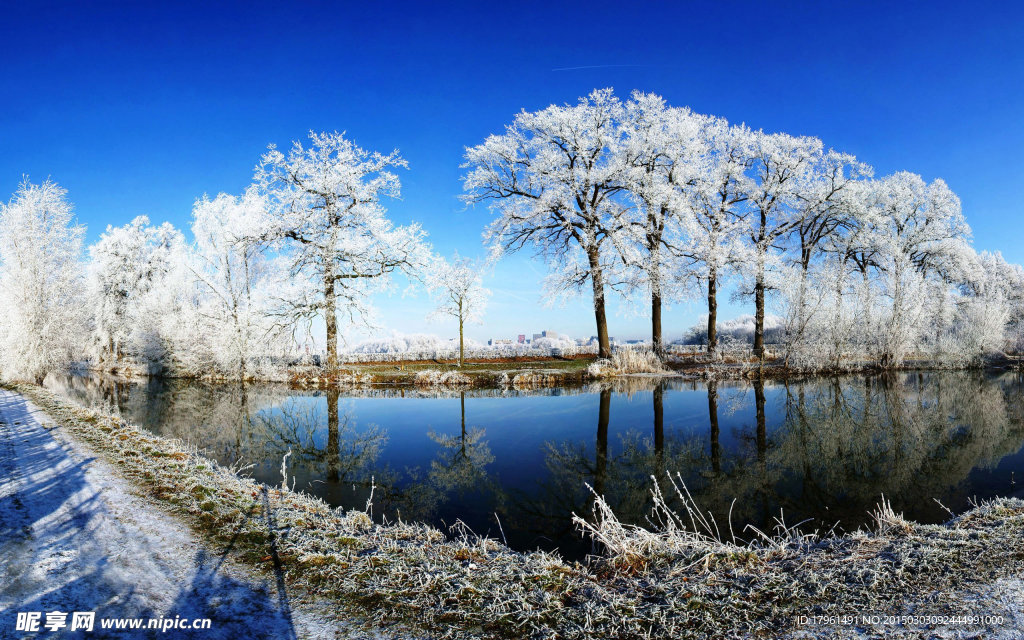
0, 388, 403, 639
4, 382, 1023, 639
86, 350, 1024, 390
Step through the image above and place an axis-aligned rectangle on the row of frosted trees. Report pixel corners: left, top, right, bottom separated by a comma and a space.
462, 89, 1024, 365
0, 139, 486, 382
1, 88, 1022, 383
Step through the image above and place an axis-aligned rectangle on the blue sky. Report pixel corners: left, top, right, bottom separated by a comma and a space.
2, 1, 1022, 344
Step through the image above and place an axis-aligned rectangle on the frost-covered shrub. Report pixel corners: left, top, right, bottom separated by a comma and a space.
414, 369, 472, 387
587, 348, 667, 378
350, 333, 477, 355
497, 371, 564, 387
679, 314, 784, 347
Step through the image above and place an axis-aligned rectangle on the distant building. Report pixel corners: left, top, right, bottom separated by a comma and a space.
517, 334, 526, 344
532, 333, 543, 341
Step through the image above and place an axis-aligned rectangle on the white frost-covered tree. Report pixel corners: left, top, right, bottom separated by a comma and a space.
741, 131, 823, 358
681, 118, 753, 355
619, 93, 703, 357
0, 179, 86, 383
947, 250, 1020, 363
778, 150, 872, 362
864, 172, 971, 365
191, 189, 283, 378
463, 89, 628, 358
88, 215, 187, 371
255, 131, 431, 369
426, 253, 490, 366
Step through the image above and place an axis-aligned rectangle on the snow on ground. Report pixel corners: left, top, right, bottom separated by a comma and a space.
0, 389, 408, 639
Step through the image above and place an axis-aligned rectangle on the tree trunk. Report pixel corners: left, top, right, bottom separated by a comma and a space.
458, 306, 465, 368
326, 387, 340, 482
588, 250, 611, 359
460, 391, 466, 457
753, 255, 766, 359
708, 379, 721, 474
651, 290, 663, 359
324, 271, 338, 371
754, 377, 767, 463
594, 387, 610, 498
707, 267, 718, 355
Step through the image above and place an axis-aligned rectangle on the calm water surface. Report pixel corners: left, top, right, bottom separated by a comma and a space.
47, 371, 1024, 559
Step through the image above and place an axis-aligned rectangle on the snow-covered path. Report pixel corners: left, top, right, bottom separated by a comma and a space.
0, 389, 391, 639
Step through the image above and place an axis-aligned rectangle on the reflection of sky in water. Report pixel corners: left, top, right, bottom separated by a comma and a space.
259, 387, 779, 475
46, 373, 1024, 559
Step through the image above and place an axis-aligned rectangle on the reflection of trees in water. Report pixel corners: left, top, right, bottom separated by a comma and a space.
258, 389, 499, 526
427, 392, 495, 496
46, 373, 288, 464
751, 371, 1024, 529
49, 374, 501, 526
255, 388, 443, 523
511, 371, 1024, 550
49, 371, 1024, 554
683, 372, 1024, 534
506, 387, 615, 553
255, 388, 386, 485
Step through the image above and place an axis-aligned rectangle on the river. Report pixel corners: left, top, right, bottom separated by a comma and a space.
45, 370, 1024, 559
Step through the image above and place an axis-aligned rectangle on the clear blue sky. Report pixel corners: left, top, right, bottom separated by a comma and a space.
3, 1, 1022, 344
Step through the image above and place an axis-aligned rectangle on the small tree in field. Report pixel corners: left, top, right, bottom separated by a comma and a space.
427, 253, 490, 367
0, 179, 85, 383
255, 131, 431, 370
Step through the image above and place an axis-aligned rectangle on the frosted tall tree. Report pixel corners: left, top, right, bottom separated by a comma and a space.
954, 250, 1020, 361
426, 253, 490, 367
781, 150, 871, 358
0, 179, 85, 383
832, 183, 885, 353
255, 131, 430, 369
88, 215, 185, 369
191, 189, 282, 379
620, 93, 703, 357
865, 172, 971, 365
685, 119, 754, 355
743, 131, 822, 358
463, 89, 628, 358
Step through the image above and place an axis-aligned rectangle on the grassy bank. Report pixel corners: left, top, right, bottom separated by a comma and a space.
93, 350, 1024, 391
288, 357, 597, 388
8, 382, 1024, 639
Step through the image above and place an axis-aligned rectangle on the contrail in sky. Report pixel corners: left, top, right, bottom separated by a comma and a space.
551, 64, 646, 71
